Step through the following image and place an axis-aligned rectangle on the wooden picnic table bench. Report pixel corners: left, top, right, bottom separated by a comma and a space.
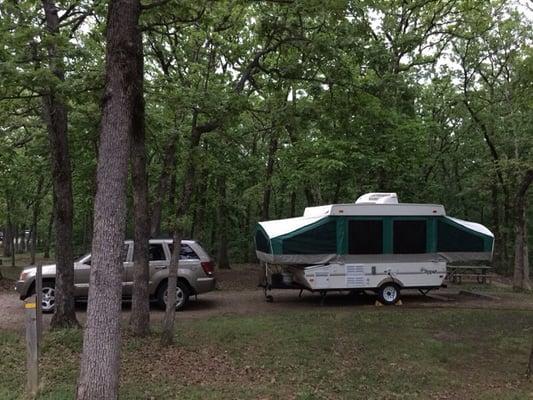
446, 265, 493, 284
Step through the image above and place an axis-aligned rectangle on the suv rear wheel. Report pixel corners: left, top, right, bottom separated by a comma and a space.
157, 280, 189, 311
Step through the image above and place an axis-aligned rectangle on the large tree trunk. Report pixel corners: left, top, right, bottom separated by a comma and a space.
216, 175, 230, 269
513, 170, 532, 291
76, 0, 140, 397
129, 36, 151, 337
41, 0, 79, 329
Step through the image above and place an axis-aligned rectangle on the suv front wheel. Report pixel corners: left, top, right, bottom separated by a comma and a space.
157, 280, 190, 311
30, 280, 56, 313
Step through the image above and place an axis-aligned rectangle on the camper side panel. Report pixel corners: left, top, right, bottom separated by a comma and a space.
290, 262, 447, 290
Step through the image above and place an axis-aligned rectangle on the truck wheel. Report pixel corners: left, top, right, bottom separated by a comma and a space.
157, 280, 189, 311
378, 283, 400, 305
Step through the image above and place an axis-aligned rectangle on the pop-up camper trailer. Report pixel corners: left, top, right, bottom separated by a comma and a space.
255, 193, 494, 304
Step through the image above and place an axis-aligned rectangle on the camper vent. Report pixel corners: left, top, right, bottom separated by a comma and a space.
355, 192, 399, 204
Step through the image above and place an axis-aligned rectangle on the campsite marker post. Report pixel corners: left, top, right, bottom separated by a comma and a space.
35, 264, 42, 353
25, 295, 39, 397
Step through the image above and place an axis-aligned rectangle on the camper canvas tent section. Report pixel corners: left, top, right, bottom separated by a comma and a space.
255, 194, 494, 265
255, 193, 494, 304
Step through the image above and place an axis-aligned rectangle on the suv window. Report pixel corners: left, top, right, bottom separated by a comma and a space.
168, 243, 200, 260
79, 243, 129, 266
149, 243, 167, 261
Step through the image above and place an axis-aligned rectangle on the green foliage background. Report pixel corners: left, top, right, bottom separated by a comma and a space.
0, 0, 531, 272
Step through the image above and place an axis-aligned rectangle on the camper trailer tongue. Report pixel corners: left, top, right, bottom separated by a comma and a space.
355, 192, 398, 204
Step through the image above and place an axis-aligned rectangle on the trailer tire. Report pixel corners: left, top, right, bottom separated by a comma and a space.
378, 283, 400, 305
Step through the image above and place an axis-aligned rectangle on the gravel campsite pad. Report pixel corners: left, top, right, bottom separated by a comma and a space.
1, 264, 532, 332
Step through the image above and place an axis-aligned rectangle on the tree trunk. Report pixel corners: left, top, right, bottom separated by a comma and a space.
150, 134, 178, 237
41, 0, 79, 329
304, 188, 315, 207
14, 225, 22, 254
30, 176, 45, 265
491, 182, 502, 271
289, 191, 296, 218
11, 228, 15, 267
76, 0, 140, 397
243, 202, 252, 263
526, 342, 533, 379
193, 160, 208, 243
216, 175, 230, 270
44, 206, 54, 259
3, 193, 13, 258
261, 133, 278, 220
161, 113, 207, 346
332, 180, 341, 204
513, 170, 532, 291
129, 36, 151, 337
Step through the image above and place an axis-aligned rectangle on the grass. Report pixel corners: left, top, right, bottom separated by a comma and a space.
1, 309, 533, 399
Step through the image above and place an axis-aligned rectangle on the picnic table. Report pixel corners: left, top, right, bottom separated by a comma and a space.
446, 265, 492, 284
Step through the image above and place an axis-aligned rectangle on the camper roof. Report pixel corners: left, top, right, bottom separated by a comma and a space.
303, 203, 446, 218
303, 193, 446, 217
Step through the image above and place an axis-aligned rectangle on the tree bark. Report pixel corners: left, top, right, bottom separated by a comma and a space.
513, 170, 533, 291
41, 0, 79, 329
129, 34, 151, 337
216, 175, 230, 269
76, 0, 140, 397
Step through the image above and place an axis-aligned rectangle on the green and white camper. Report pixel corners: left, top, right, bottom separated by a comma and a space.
255, 193, 494, 304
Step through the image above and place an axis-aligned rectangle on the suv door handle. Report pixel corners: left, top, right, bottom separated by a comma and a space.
154, 266, 167, 270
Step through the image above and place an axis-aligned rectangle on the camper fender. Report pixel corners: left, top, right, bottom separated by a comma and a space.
376, 276, 404, 289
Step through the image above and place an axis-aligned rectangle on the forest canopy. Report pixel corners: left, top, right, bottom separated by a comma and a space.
1, 0, 532, 280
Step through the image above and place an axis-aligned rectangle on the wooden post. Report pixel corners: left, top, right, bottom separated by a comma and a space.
25, 295, 39, 398
35, 264, 42, 354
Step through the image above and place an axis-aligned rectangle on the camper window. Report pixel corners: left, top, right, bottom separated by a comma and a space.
348, 220, 383, 254
393, 220, 426, 254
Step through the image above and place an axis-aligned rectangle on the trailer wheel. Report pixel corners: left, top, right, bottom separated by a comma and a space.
378, 283, 400, 305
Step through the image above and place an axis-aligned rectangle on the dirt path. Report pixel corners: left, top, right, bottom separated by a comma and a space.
1, 284, 532, 333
